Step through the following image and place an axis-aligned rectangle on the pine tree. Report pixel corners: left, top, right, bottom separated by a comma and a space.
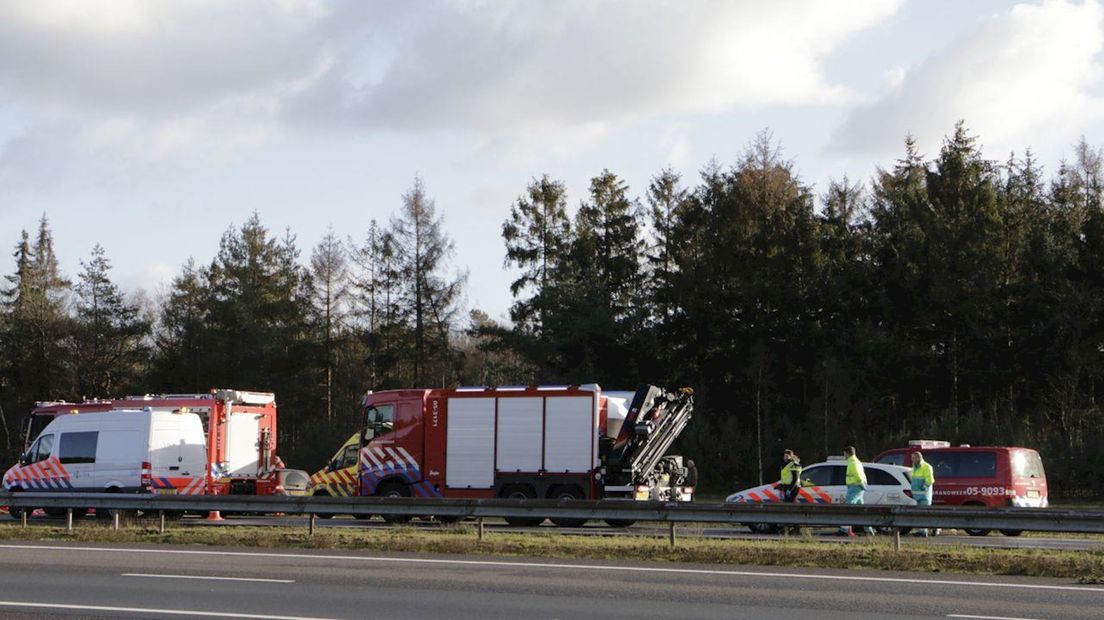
151, 259, 210, 391
70, 244, 150, 396
645, 168, 690, 326
391, 177, 465, 385
310, 228, 349, 421
502, 174, 572, 333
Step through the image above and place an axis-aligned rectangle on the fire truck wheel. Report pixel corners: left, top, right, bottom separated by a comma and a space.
604, 520, 636, 528
378, 482, 413, 524
1000, 529, 1024, 537
501, 485, 544, 527
549, 486, 587, 527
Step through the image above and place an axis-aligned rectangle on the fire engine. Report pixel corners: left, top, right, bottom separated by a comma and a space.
309, 383, 694, 526
10, 389, 305, 498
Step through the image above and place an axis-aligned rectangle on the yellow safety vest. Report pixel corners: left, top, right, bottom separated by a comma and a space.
912, 459, 935, 492
780, 461, 802, 485
845, 455, 867, 487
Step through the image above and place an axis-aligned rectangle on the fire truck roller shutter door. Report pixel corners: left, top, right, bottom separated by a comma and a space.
544, 396, 595, 473
225, 413, 262, 476
496, 398, 543, 473
445, 398, 495, 488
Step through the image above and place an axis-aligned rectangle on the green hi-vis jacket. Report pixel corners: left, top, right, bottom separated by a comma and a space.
845, 454, 867, 487
780, 460, 802, 486
911, 458, 935, 493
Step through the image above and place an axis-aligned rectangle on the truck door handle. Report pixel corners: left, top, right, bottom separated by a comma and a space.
169, 466, 180, 471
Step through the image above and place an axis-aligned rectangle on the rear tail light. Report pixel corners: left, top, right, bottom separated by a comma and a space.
140, 461, 152, 489
903, 489, 913, 499
634, 485, 651, 500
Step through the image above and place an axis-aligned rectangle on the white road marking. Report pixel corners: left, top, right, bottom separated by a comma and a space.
948, 615, 1042, 620
2, 543, 1102, 595
0, 601, 335, 620
123, 572, 295, 583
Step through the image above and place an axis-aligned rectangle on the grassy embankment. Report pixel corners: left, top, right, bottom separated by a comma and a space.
1, 520, 1102, 581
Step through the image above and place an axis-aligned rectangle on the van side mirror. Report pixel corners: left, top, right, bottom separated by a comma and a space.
18, 453, 29, 466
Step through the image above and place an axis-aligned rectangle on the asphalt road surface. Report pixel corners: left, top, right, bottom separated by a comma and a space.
0, 541, 1101, 619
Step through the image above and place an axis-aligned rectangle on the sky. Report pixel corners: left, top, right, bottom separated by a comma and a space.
1, 0, 1103, 322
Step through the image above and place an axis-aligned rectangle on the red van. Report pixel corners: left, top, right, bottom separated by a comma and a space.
873, 440, 1047, 535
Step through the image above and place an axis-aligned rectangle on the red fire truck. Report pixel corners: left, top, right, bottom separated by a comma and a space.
12, 389, 304, 497
311, 383, 694, 525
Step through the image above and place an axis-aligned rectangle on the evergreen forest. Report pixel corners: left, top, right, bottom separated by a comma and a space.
3, 124, 1104, 497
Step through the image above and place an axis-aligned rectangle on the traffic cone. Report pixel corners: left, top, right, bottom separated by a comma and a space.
205, 511, 224, 522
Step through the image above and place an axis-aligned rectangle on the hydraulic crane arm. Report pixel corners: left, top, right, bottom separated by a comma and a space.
603, 384, 694, 486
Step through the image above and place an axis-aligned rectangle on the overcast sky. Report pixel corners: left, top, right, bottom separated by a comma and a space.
1, 0, 1102, 321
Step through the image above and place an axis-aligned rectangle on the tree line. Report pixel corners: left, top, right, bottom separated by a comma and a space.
2, 123, 1104, 497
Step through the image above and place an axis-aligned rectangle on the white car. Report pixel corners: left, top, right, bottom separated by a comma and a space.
725, 459, 916, 533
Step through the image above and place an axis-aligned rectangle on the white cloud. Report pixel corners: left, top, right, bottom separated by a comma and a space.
328, 0, 902, 132
0, 0, 902, 181
833, 0, 1104, 159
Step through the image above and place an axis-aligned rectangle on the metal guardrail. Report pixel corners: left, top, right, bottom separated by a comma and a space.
2, 492, 1104, 535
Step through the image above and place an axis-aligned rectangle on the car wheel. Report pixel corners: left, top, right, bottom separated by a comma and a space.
748, 523, 780, 534
605, 520, 636, 528
1000, 529, 1023, 537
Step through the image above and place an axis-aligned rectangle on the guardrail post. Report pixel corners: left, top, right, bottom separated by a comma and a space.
159, 511, 166, 534
66, 509, 73, 533
477, 517, 484, 542
113, 511, 120, 531
893, 528, 901, 552
20, 510, 27, 528
309, 513, 316, 537
669, 522, 677, 549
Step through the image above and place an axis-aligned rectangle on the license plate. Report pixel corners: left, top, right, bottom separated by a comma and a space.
1027, 490, 1040, 498
153, 488, 177, 495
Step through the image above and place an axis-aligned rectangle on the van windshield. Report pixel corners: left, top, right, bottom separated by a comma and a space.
1012, 450, 1045, 478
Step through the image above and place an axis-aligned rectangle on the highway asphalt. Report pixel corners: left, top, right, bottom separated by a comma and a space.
0, 541, 1101, 619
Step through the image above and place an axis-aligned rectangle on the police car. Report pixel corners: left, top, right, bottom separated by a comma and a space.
725, 458, 916, 533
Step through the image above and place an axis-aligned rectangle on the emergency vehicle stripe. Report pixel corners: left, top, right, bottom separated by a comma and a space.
797, 488, 815, 503
27, 461, 45, 481
384, 448, 405, 470
396, 447, 419, 470
762, 488, 779, 502
813, 487, 831, 503
747, 491, 762, 502
362, 449, 384, 470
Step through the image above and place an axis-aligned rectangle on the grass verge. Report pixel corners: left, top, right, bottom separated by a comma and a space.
2, 521, 1103, 581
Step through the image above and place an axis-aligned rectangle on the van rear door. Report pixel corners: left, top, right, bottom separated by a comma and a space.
94, 413, 149, 492
149, 412, 207, 492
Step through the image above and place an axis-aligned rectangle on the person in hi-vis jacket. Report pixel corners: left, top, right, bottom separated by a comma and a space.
911, 451, 939, 536
839, 446, 876, 536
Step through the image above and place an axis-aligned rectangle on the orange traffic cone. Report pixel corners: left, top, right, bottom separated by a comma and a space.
205, 511, 224, 522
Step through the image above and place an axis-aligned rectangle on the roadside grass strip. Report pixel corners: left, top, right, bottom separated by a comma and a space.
2, 521, 1103, 580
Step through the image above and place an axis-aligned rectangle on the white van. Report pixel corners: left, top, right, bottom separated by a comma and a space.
2, 409, 207, 498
